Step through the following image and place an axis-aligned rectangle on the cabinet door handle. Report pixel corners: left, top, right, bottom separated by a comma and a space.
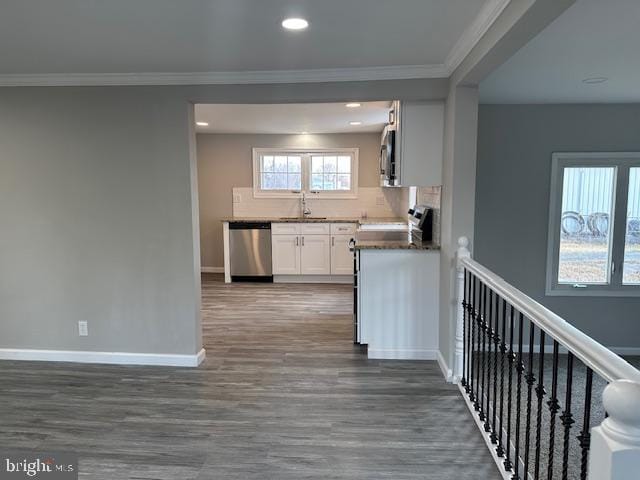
301, 236, 304, 246
332, 237, 335, 247
296, 236, 299, 246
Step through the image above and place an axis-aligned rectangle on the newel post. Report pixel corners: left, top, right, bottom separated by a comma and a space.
454, 236, 470, 383
588, 380, 640, 480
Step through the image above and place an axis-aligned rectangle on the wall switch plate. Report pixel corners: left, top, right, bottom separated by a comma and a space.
233, 193, 241, 203
78, 321, 88, 336
376, 196, 385, 206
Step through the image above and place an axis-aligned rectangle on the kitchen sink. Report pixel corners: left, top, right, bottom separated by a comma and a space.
279, 216, 327, 220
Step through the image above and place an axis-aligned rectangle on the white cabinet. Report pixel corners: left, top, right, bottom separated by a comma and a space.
388, 100, 444, 187
331, 235, 354, 275
300, 235, 331, 275
271, 234, 300, 275
271, 222, 356, 279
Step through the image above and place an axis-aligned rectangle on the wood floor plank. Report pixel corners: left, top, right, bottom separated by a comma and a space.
0, 273, 500, 479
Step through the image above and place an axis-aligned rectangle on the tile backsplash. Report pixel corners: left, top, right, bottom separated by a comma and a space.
232, 187, 411, 219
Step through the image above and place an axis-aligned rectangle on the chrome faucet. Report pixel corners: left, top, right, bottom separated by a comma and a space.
301, 192, 312, 218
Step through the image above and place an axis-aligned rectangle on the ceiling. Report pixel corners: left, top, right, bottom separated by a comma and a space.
195, 102, 392, 134
480, 0, 640, 103
0, 0, 498, 85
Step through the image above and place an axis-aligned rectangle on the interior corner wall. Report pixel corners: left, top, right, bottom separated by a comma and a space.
475, 104, 640, 349
439, 85, 479, 368
0, 87, 202, 355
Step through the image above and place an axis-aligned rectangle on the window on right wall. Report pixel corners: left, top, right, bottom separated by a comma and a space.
546, 152, 640, 296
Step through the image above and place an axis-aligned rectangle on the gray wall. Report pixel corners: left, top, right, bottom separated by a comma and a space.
197, 132, 382, 268
0, 87, 202, 355
0, 79, 447, 356
475, 104, 640, 349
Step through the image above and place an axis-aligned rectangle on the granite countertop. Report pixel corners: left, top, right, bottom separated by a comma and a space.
354, 240, 440, 251
221, 216, 406, 224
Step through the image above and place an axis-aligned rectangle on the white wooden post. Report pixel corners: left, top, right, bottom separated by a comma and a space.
588, 380, 640, 480
454, 236, 470, 383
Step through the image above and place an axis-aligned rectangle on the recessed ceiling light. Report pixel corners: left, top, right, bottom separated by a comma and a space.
349, 121, 362, 126
582, 77, 608, 84
345, 103, 361, 108
196, 121, 209, 126
282, 18, 308, 30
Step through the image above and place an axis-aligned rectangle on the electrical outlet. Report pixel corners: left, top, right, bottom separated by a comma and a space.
233, 193, 241, 203
78, 321, 88, 337
376, 196, 385, 206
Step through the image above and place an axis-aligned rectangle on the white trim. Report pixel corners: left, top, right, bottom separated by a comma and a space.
367, 348, 437, 360
252, 148, 359, 199
445, 0, 512, 73
201, 266, 224, 273
437, 351, 453, 382
223, 222, 231, 283
0, 65, 448, 87
0, 348, 206, 367
457, 383, 514, 480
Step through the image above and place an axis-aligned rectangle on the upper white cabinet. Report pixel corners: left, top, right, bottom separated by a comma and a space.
388, 100, 444, 187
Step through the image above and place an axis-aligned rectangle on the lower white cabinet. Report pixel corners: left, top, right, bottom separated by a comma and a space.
271, 223, 356, 278
330, 235, 354, 275
271, 234, 300, 275
300, 235, 331, 275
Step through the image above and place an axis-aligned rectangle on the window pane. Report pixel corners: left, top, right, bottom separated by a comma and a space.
311, 174, 323, 190
274, 156, 287, 173
323, 174, 336, 190
262, 173, 274, 189
262, 173, 288, 190
311, 156, 324, 173
287, 173, 301, 190
337, 174, 351, 190
623, 167, 640, 284
324, 156, 337, 173
337, 156, 351, 173
558, 167, 616, 284
262, 156, 274, 172
288, 156, 301, 173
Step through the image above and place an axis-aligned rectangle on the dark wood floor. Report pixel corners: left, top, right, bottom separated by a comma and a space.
0, 274, 500, 479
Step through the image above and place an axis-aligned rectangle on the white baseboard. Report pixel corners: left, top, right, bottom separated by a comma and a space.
201, 266, 224, 273
0, 347, 206, 367
437, 351, 453, 382
367, 348, 437, 360
273, 274, 353, 284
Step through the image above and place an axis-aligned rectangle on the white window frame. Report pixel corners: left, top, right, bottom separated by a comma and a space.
252, 147, 359, 199
546, 152, 640, 297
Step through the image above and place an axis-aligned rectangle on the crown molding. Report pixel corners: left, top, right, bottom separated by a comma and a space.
445, 0, 512, 74
0, 64, 448, 87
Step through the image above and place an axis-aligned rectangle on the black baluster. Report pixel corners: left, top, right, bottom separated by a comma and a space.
577, 368, 593, 480
504, 304, 515, 472
497, 297, 507, 458
523, 322, 536, 478
560, 352, 575, 480
512, 312, 525, 480
534, 331, 546, 479
484, 288, 493, 433
546, 340, 560, 480
469, 275, 476, 401
491, 293, 500, 445
462, 269, 468, 388
478, 283, 487, 418
474, 281, 483, 412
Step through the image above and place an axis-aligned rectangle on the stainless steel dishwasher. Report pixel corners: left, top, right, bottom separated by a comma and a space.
229, 222, 273, 282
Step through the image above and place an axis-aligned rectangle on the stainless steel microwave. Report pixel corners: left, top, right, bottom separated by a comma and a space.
380, 126, 398, 187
